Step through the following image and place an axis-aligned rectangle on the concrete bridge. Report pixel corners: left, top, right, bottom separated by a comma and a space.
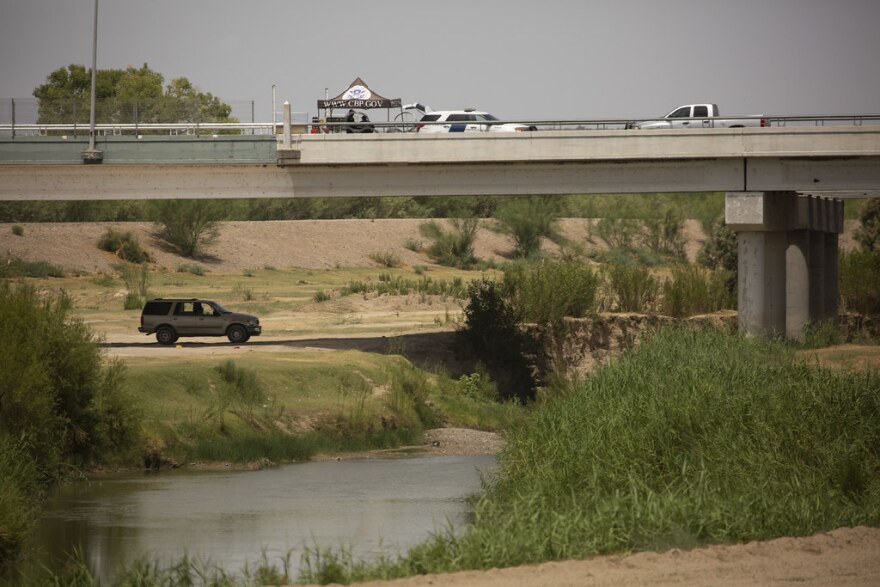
1, 121, 879, 340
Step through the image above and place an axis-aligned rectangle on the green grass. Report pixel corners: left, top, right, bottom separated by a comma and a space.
0, 254, 65, 278
295, 327, 880, 582
125, 351, 521, 466
0, 439, 43, 565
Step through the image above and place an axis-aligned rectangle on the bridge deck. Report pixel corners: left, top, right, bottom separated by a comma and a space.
1, 127, 879, 200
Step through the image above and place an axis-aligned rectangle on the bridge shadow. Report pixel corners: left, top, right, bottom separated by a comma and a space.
103, 331, 476, 376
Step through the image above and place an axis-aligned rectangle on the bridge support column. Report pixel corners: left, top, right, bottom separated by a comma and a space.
726, 192, 844, 340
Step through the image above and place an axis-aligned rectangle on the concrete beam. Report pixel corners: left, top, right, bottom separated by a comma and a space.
0, 159, 748, 201
747, 156, 880, 193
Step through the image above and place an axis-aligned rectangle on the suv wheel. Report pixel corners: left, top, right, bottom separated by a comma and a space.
227, 324, 248, 344
156, 326, 178, 345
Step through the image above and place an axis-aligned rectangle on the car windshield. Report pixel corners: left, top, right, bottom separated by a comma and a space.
210, 302, 231, 314
477, 113, 500, 121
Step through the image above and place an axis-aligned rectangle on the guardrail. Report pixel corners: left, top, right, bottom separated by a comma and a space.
2, 114, 880, 138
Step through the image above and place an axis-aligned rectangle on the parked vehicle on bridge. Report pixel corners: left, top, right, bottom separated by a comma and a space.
416, 109, 536, 133
139, 298, 261, 345
627, 104, 767, 129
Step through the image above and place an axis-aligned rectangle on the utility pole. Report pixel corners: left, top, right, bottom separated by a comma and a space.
82, 0, 103, 163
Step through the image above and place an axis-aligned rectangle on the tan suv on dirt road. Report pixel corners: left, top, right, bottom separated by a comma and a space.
138, 298, 261, 345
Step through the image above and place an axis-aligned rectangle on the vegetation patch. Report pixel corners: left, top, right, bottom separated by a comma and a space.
0, 283, 141, 569
297, 328, 880, 582
97, 228, 151, 264
0, 254, 64, 278
419, 218, 479, 268
124, 352, 520, 468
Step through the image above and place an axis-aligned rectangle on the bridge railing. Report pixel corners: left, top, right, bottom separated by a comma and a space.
3, 115, 880, 138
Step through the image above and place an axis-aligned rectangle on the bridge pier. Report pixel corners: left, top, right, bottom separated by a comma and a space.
726, 191, 843, 340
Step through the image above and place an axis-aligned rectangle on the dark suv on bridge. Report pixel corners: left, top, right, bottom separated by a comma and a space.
139, 298, 261, 345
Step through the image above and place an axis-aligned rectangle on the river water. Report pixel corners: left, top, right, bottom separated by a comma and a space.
27, 454, 496, 583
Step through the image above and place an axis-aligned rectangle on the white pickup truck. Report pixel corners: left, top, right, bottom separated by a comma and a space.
628, 104, 767, 129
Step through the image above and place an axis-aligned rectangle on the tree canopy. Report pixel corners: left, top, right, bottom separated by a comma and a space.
33, 63, 235, 125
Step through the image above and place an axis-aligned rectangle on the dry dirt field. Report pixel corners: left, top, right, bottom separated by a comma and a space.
3, 219, 879, 586
0, 218, 709, 274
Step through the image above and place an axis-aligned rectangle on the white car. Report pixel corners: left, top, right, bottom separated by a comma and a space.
415, 109, 536, 133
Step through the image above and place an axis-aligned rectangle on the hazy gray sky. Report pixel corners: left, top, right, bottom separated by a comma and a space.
2, 0, 879, 122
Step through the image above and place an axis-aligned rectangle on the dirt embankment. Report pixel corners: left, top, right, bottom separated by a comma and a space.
0, 218, 861, 275
0, 218, 705, 273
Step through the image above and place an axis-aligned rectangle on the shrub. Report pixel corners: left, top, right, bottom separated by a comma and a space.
123, 291, 143, 310
698, 220, 738, 293
148, 199, 221, 257
641, 206, 686, 259
232, 282, 255, 301
458, 278, 536, 403
493, 196, 565, 259
97, 228, 151, 263
503, 260, 600, 327
419, 218, 478, 268
11, 225, 23, 236
0, 282, 141, 469
369, 250, 402, 268
0, 254, 64, 278
176, 263, 205, 275
603, 261, 660, 312
0, 283, 142, 566
854, 198, 880, 252
839, 249, 880, 314
661, 264, 733, 318
0, 437, 42, 565
114, 261, 150, 303
594, 217, 641, 251
313, 290, 331, 303
215, 360, 265, 417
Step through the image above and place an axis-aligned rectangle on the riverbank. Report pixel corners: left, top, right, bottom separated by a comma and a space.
290, 329, 879, 587
307, 525, 880, 587
310, 428, 504, 462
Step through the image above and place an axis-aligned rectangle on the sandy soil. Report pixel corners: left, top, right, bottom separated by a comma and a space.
307, 526, 880, 587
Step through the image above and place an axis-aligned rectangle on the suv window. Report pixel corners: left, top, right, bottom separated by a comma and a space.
446, 113, 475, 122
174, 301, 210, 316
143, 301, 172, 316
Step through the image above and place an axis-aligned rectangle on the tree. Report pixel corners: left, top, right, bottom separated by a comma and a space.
698, 220, 738, 295
854, 198, 880, 252
33, 63, 235, 126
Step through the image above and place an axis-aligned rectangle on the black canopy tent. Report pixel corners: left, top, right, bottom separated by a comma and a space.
317, 78, 402, 131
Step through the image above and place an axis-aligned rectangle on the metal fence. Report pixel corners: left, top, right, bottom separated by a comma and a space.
3, 96, 879, 137
0, 97, 312, 137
